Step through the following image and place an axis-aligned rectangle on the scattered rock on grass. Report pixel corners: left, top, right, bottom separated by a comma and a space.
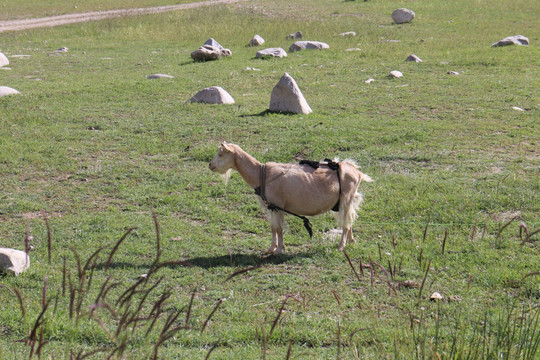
365, 78, 375, 84
269, 72, 312, 114
447, 71, 459, 75
392, 8, 415, 24
191, 38, 232, 61
389, 70, 403, 78
190, 86, 235, 104
405, 54, 422, 62
243, 67, 261, 71
0, 86, 20, 97
289, 41, 329, 52
54, 47, 69, 52
492, 35, 529, 47
512, 106, 525, 112
147, 74, 174, 79
0, 52, 9, 67
430, 292, 443, 301
249, 35, 265, 47
256, 47, 287, 59
0, 248, 30, 276
286, 31, 303, 40
346, 48, 362, 52
339, 31, 356, 37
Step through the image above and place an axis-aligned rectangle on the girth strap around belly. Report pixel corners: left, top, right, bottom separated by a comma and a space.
254, 164, 314, 238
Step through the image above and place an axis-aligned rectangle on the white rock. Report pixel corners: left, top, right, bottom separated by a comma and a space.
0, 52, 9, 67
0, 248, 30, 276
147, 74, 174, 79
346, 48, 362, 52
339, 31, 356, 37
249, 35, 265, 47
243, 67, 261, 71
289, 41, 330, 52
191, 38, 232, 61
365, 78, 375, 84
512, 106, 525, 111
269, 73, 312, 114
492, 35, 529, 47
256, 47, 287, 58
54, 47, 69, 52
405, 54, 422, 62
204, 38, 224, 49
286, 31, 303, 40
447, 71, 459, 75
190, 86, 235, 105
191, 45, 232, 61
392, 8, 415, 24
389, 70, 403, 78
430, 292, 443, 301
0, 86, 20, 97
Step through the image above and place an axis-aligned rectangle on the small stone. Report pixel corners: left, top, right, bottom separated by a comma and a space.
389, 70, 403, 78
147, 74, 174, 79
405, 54, 422, 62
392, 8, 415, 24
0, 248, 30, 276
0, 52, 9, 67
190, 86, 235, 105
0, 86, 20, 97
54, 47, 69, 52
256, 47, 287, 59
243, 67, 261, 71
449, 295, 462, 302
430, 292, 443, 301
365, 78, 375, 84
286, 31, 303, 40
447, 71, 459, 75
512, 106, 525, 112
249, 35, 265, 47
339, 31, 356, 37
492, 35, 529, 47
269, 72, 312, 114
346, 48, 362, 52
289, 41, 329, 52
402, 280, 420, 288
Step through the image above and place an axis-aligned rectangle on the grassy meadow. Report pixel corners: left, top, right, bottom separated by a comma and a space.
0, 0, 539, 358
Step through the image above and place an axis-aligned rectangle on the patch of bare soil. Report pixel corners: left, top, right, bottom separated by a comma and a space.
0, 0, 245, 32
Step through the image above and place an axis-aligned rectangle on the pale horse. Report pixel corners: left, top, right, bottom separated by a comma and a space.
209, 142, 373, 254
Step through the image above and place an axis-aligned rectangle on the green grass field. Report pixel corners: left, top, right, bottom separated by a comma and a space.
0, 0, 539, 358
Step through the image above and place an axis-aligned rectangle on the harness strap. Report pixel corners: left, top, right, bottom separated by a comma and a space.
254, 164, 314, 238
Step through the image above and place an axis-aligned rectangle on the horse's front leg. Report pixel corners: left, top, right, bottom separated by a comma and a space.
268, 211, 284, 254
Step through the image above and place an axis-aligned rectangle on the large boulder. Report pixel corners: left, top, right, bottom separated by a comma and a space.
0, 248, 30, 276
0, 52, 9, 67
289, 41, 329, 52
269, 73, 312, 114
256, 48, 287, 59
0, 86, 20, 97
392, 8, 415, 24
249, 35, 265, 47
190, 86, 235, 104
191, 38, 232, 61
492, 35, 529, 47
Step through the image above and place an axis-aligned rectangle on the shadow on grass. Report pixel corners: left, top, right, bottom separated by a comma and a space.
184, 251, 313, 269
95, 252, 314, 271
239, 109, 301, 117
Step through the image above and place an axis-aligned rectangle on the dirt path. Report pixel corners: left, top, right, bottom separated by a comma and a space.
0, 0, 246, 32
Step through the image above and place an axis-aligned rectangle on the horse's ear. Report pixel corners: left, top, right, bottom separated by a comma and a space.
221, 142, 233, 152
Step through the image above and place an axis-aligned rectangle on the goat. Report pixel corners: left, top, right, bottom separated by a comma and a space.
209, 142, 373, 254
